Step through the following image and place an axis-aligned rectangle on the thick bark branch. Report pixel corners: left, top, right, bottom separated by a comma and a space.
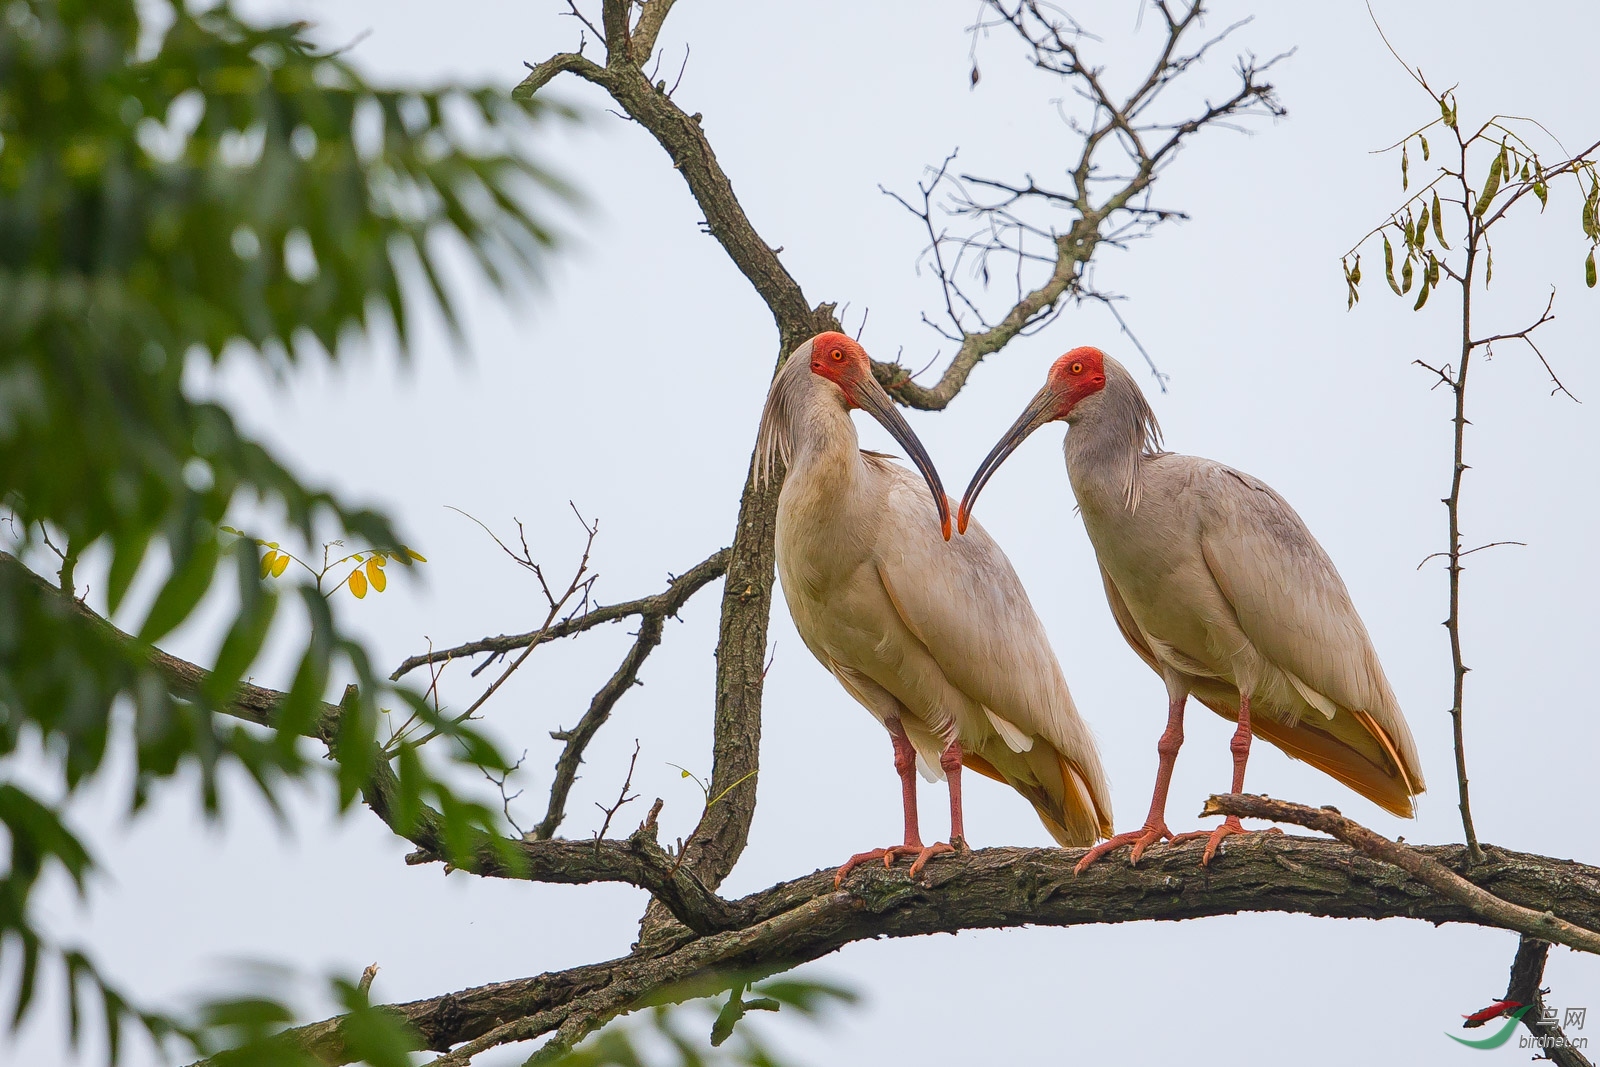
516, 7, 841, 897
287, 836, 1600, 1064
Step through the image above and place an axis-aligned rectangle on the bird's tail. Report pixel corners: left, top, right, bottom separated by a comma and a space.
963, 744, 1114, 846
1193, 690, 1424, 818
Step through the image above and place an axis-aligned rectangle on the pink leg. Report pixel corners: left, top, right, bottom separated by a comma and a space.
1192, 692, 1279, 864
908, 741, 967, 877
836, 718, 927, 885
1075, 695, 1188, 873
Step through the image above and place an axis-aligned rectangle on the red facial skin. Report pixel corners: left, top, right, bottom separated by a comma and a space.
809, 331, 869, 404
1045, 345, 1109, 418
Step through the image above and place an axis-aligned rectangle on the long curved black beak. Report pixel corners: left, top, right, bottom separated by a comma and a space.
853, 377, 952, 541
957, 385, 1057, 534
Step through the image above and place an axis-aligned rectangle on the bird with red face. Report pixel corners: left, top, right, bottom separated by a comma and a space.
959, 347, 1424, 868
757, 332, 1112, 881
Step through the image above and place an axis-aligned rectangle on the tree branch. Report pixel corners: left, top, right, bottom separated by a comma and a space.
516, 1, 842, 902
870, 1, 1285, 409
529, 613, 664, 840
390, 549, 728, 682
284, 835, 1600, 1064
0, 552, 741, 936
1503, 936, 1595, 1066
1204, 794, 1600, 955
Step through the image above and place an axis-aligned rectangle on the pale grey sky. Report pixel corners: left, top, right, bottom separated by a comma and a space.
6, 2, 1600, 1065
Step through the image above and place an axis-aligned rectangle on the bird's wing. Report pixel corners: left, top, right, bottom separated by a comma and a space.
871, 466, 1113, 841
1194, 463, 1425, 801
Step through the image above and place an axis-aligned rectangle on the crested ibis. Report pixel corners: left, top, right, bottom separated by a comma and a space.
756, 332, 1113, 881
959, 347, 1424, 868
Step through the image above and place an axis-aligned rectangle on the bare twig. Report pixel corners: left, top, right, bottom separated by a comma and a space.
390, 549, 728, 682
530, 615, 666, 841
871, 1, 1284, 408
594, 741, 642, 845
484, 751, 529, 837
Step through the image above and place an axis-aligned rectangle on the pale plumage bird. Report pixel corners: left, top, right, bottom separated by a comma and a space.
959, 346, 1424, 868
757, 332, 1113, 881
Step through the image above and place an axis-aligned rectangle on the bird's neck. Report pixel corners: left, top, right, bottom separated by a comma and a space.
1063, 374, 1156, 513
785, 394, 865, 500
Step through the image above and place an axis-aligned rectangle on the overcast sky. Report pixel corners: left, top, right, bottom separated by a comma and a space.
7, 2, 1600, 1065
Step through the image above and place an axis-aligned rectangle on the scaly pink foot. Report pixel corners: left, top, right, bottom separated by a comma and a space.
837, 845, 911, 885
1073, 821, 1178, 873
908, 836, 965, 878
1186, 816, 1283, 866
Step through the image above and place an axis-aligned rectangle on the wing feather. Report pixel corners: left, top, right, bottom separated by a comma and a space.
873, 469, 1113, 840
1193, 465, 1424, 798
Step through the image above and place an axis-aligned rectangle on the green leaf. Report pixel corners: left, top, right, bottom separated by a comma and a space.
106, 526, 154, 617
138, 535, 221, 644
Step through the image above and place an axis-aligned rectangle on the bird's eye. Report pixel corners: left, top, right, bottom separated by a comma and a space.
830, 349, 845, 362
1070, 361, 1084, 375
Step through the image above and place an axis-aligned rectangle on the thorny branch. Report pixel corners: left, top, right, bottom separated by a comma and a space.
870, 0, 1287, 407
1343, 43, 1599, 863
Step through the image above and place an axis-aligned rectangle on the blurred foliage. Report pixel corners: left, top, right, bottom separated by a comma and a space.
555, 978, 859, 1067
193, 972, 421, 1067
0, 0, 570, 1060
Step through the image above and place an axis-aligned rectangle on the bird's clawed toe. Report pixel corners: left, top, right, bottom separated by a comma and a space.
836, 838, 965, 885
1183, 817, 1282, 865
1073, 822, 1173, 874
835, 843, 923, 885
908, 844, 953, 876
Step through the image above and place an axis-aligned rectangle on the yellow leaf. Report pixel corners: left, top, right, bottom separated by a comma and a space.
366, 557, 387, 592
349, 568, 368, 599
266, 542, 280, 549
352, 552, 365, 562
404, 547, 427, 563
371, 554, 387, 568
271, 554, 289, 578
260, 550, 277, 579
